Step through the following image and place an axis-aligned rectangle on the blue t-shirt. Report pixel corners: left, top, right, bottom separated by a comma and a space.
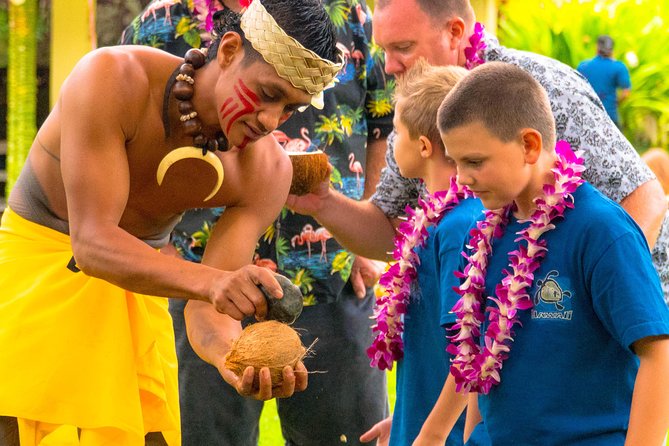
391, 197, 489, 446
447, 183, 669, 445
577, 56, 631, 124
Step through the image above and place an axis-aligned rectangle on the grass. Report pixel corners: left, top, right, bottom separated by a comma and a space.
258, 368, 397, 445
257, 369, 669, 445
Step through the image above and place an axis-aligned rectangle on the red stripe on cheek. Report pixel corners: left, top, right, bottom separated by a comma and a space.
221, 104, 239, 121
238, 136, 251, 149
225, 110, 245, 134
219, 97, 234, 115
238, 79, 260, 105
225, 83, 260, 134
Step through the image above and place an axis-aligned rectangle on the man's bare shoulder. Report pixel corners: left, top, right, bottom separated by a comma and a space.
234, 137, 292, 205
60, 46, 179, 109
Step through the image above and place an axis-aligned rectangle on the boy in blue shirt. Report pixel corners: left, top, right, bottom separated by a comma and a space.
361, 60, 488, 446
415, 61, 669, 445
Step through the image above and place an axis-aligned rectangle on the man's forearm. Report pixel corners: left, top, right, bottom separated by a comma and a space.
363, 137, 388, 199
314, 190, 396, 261
620, 179, 666, 249
184, 300, 241, 369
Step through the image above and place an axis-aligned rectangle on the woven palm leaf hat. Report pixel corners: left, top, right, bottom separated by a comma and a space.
240, 0, 343, 109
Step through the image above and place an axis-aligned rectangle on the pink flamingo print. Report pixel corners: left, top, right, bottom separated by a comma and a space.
355, 3, 367, 25
141, 0, 180, 24
351, 48, 365, 68
272, 130, 291, 146
291, 224, 316, 257
290, 224, 332, 261
284, 128, 312, 152
336, 42, 351, 75
348, 153, 364, 191
309, 227, 333, 261
253, 253, 277, 272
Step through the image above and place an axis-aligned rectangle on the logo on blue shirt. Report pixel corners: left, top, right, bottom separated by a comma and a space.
532, 270, 573, 320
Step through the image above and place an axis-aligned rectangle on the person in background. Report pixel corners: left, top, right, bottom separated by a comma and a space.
121, 0, 394, 444
577, 35, 631, 127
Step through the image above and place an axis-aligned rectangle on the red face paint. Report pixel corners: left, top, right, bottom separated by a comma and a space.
219, 97, 238, 121
220, 79, 261, 135
238, 136, 252, 150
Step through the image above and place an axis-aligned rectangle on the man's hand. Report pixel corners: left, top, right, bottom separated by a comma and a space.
285, 176, 331, 216
219, 361, 309, 401
209, 265, 283, 321
359, 416, 392, 445
350, 256, 387, 299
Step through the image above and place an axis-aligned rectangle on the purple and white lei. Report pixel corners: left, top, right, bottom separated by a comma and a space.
447, 141, 585, 394
367, 178, 471, 370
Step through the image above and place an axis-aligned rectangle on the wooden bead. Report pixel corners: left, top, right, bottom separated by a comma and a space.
216, 134, 229, 152
182, 118, 202, 136
193, 134, 207, 147
184, 49, 206, 69
173, 81, 194, 101
179, 63, 195, 77
205, 139, 219, 153
178, 101, 194, 114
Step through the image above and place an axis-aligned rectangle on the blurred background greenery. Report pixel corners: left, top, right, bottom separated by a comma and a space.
498, 0, 669, 151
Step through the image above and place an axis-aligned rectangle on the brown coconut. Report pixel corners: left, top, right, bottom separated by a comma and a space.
288, 151, 329, 196
224, 320, 307, 388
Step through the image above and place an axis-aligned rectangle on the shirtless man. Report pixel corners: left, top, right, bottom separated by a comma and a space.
0, 1, 339, 444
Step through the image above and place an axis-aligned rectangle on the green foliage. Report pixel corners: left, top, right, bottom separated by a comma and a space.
324, 0, 352, 30
7, 0, 38, 195
498, 0, 669, 151
0, 7, 7, 67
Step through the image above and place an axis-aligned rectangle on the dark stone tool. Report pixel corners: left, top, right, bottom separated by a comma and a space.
260, 274, 304, 325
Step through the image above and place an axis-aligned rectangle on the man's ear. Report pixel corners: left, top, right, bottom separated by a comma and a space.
446, 17, 466, 51
520, 128, 543, 164
419, 135, 434, 158
216, 32, 244, 68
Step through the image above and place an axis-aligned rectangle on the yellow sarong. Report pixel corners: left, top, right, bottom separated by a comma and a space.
0, 208, 180, 445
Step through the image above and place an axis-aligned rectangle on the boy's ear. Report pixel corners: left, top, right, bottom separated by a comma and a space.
419, 135, 434, 158
216, 32, 244, 68
520, 128, 543, 164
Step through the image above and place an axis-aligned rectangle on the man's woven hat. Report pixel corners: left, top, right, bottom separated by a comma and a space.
240, 0, 342, 109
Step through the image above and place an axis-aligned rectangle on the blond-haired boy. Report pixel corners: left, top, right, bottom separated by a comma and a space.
362, 60, 488, 446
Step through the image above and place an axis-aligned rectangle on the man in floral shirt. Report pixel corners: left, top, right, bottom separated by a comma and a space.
121, 1, 393, 445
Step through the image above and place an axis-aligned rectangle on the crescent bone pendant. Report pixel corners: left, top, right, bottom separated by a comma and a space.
156, 146, 225, 202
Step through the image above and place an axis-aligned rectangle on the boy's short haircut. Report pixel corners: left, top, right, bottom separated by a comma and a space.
395, 59, 469, 149
437, 62, 556, 149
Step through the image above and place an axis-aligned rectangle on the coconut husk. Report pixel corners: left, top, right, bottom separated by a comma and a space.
224, 320, 307, 388
288, 151, 329, 195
